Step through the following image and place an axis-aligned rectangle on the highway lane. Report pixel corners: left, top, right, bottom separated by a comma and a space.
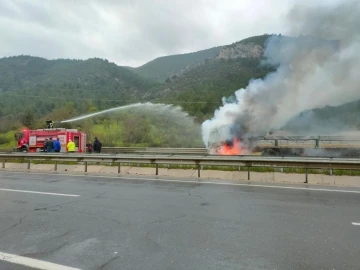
0, 171, 359, 270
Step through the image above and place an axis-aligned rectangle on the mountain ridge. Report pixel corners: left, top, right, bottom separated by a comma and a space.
130, 46, 223, 82
0, 34, 359, 140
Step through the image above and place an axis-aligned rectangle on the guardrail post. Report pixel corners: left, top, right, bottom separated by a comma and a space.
118, 163, 121, 173
2, 159, 5, 169
84, 161, 88, 172
27, 160, 31, 170
197, 164, 201, 178
304, 169, 308, 183
248, 167, 250, 180
156, 164, 159, 175
54, 161, 57, 171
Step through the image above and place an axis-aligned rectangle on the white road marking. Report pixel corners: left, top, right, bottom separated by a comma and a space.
2, 171, 360, 194
352, 222, 360, 226
0, 251, 81, 270
0, 188, 79, 197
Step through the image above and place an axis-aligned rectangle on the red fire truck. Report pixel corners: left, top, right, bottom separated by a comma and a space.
15, 128, 87, 153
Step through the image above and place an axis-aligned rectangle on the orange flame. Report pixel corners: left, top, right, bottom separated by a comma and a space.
217, 138, 244, 155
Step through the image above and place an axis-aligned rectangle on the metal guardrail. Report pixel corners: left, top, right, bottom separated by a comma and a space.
102, 147, 208, 155
253, 136, 360, 149
102, 138, 360, 156
1, 153, 360, 183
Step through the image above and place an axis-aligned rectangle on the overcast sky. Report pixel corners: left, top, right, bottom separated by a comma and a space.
0, 0, 343, 67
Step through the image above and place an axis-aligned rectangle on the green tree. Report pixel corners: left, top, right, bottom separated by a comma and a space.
21, 109, 35, 128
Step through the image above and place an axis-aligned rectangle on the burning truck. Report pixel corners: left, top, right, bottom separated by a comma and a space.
206, 125, 360, 157
206, 124, 252, 155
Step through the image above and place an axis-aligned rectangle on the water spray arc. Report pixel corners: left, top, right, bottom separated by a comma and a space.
60, 102, 191, 123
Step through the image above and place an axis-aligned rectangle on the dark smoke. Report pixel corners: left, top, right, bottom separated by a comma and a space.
202, 0, 360, 147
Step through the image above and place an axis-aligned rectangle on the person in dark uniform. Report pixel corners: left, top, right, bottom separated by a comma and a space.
46, 137, 54, 152
43, 139, 48, 152
46, 119, 54, 129
93, 137, 102, 153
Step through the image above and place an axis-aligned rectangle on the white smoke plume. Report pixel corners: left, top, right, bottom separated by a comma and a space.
202, 0, 360, 147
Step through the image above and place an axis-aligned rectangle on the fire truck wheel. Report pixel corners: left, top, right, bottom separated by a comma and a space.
20, 146, 28, 153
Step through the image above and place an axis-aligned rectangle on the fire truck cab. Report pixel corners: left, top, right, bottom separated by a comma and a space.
15, 128, 86, 153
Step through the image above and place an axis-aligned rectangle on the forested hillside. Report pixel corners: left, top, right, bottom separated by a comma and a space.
1, 34, 359, 149
283, 100, 360, 134
0, 56, 159, 129
155, 57, 272, 121
151, 35, 272, 121
0, 35, 271, 131
131, 46, 222, 82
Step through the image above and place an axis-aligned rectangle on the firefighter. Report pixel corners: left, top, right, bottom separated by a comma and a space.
93, 137, 102, 153
46, 137, 54, 153
46, 119, 54, 129
67, 139, 75, 153
43, 139, 48, 152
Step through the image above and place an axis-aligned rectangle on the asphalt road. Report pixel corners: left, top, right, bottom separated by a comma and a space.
0, 171, 359, 270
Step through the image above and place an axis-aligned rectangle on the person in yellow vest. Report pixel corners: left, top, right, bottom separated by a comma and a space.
67, 139, 75, 153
